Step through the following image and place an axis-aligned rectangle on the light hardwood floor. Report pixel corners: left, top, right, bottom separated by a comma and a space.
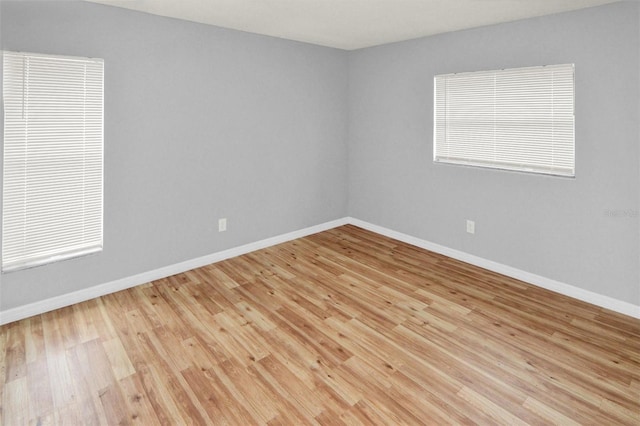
1, 225, 639, 425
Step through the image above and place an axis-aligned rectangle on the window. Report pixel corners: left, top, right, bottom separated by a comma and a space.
434, 64, 575, 177
2, 51, 104, 272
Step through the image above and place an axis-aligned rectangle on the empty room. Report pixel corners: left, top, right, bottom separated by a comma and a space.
1, 0, 639, 424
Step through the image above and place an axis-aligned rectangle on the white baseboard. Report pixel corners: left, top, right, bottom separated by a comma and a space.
2, 215, 638, 324
0, 218, 349, 325
347, 217, 640, 319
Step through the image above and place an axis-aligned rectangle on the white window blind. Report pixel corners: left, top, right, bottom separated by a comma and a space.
2, 51, 104, 272
434, 64, 575, 176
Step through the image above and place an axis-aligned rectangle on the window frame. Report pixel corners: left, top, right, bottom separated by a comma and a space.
2, 50, 104, 272
433, 63, 575, 177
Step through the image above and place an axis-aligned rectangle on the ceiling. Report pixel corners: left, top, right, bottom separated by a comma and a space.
85, 0, 620, 50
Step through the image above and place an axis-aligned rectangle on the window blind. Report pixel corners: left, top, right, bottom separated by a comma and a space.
2, 51, 104, 272
434, 64, 575, 177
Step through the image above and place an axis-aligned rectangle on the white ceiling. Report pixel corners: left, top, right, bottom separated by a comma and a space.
85, 0, 620, 50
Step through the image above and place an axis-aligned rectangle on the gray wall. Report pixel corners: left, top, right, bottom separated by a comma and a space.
1, 1, 638, 313
0, 1, 349, 310
348, 1, 639, 305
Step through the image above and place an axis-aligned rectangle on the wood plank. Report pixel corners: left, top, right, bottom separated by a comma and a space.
2, 377, 30, 425
1, 225, 638, 424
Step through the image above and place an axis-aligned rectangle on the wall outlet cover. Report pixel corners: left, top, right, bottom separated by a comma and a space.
466, 220, 475, 234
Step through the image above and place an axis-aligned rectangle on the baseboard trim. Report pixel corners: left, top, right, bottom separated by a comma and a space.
2, 215, 638, 324
0, 217, 349, 325
347, 218, 640, 319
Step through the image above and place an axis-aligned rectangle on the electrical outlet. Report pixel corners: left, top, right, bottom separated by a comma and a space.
218, 218, 227, 232
466, 219, 475, 234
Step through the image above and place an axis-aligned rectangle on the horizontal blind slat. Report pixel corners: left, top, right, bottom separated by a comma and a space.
2, 50, 104, 271
434, 63, 574, 176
